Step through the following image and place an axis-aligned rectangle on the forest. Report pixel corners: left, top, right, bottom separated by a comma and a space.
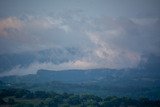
0, 88, 160, 107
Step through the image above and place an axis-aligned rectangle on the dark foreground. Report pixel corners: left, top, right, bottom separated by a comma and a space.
0, 88, 160, 107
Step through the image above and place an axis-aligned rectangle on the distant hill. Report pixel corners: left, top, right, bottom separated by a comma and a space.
0, 68, 160, 99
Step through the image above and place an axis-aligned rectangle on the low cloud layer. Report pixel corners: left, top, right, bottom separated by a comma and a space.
0, 0, 160, 75
0, 15, 160, 74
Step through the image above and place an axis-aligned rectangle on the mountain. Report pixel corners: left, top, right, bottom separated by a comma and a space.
0, 68, 160, 99
0, 55, 160, 99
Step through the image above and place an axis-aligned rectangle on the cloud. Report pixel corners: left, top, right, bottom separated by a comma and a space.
85, 32, 141, 69
0, 60, 96, 76
0, 17, 23, 36
131, 18, 159, 26
0, 16, 73, 53
0, 16, 71, 36
23, 16, 71, 32
0, 14, 160, 74
72, 60, 95, 68
82, 17, 160, 69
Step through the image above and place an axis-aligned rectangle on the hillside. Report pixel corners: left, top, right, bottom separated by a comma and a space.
1, 68, 160, 99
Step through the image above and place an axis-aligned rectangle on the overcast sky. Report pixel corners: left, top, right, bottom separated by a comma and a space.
0, 0, 160, 74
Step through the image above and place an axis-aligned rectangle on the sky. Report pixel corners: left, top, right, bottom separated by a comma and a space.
0, 0, 160, 75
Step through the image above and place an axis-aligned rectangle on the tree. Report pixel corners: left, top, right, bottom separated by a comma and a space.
60, 103, 70, 107
53, 95, 63, 104
34, 91, 48, 99
67, 95, 80, 105
0, 98, 6, 105
48, 99, 58, 107
37, 102, 45, 107
8, 98, 15, 105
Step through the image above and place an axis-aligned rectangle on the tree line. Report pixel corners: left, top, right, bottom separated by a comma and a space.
0, 88, 160, 107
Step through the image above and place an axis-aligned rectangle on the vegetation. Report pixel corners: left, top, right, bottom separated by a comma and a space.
0, 88, 160, 107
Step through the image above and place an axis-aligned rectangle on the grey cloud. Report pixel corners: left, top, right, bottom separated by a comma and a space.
0, 13, 160, 73
90, 17, 160, 55
0, 0, 160, 76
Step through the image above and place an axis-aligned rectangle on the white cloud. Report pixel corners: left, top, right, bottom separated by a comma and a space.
0, 15, 160, 74
0, 16, 74, 53
59, 25, 71, 33
72, 60, 95, 68
0, 17, 23, 36
130, 18, 159, 26
0, 16, 71, 36
0, 60, 96, 76
86, 32, 141, 69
